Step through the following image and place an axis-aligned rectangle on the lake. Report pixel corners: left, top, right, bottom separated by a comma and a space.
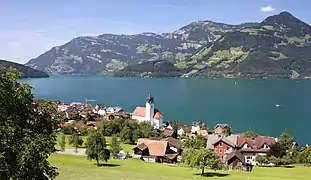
20, 75, 311, 146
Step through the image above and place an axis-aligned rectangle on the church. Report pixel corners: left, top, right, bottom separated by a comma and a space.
131, 94, 164, 129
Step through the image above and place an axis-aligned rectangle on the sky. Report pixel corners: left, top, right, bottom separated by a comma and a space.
1, 0, 310, 64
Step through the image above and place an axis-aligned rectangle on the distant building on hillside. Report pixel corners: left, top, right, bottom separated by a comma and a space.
131, 94, 164, 129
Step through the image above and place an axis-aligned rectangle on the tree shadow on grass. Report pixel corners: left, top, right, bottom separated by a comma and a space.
96, 163, 120, 167
194, 172, 230, 177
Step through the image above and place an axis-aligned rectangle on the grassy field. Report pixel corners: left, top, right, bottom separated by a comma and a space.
50, 154, 311, 180
56, 134, 134, 153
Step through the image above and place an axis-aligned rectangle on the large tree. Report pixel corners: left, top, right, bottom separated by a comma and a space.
85, 130, 109, 166
0, 67, 59, 179
68, 133, 84, 153
182, 148, 221, 175
110, 135, 122, 158
183, 135, 207, 149
278, 131, 295, 151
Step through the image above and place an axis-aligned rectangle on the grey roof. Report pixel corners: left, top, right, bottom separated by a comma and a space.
225, 150, 245, 164
206, 134, 239, 149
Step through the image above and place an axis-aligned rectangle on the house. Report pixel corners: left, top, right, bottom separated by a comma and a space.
197, 129, 208, 137
161, 137, 182, 153
214, 124, 230, 134
206, 134, 239, 160
225, 150, 246, 170
106, 106, 124, 114
162, 129, 177, 138
131, 94, 164, 129
191, 124, 200, 134
177, 126, 190, 137
86, 121, 100, 129
133, 139, 179, 163
236, 136, 277, 165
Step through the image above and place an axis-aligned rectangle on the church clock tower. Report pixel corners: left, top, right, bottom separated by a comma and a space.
145, 94, 154, 124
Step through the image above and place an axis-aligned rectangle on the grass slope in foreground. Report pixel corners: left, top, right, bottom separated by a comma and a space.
50, 154, 311, 180
56, 135, 134, 153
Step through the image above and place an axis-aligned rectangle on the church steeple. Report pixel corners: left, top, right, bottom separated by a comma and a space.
145, 93, 154, 124
146, 93, 154, 104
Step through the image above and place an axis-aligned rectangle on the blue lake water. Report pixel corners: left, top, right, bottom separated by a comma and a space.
20, 75, 311, 146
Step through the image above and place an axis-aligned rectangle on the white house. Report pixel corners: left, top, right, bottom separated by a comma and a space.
191, 124, 200, 134
131, 94, 164, 129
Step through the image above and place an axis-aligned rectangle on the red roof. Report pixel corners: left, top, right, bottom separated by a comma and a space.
136, 139, 168, 156
132, 106, 164, 119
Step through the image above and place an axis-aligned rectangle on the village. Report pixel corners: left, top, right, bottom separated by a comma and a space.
50, 94, 311, 172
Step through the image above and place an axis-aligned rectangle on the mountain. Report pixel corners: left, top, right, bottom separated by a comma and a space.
25, 20, 258, 75
26, 11, 311, 79
114, 60, 183, 77
178, 11, 311, 78
0, 59, 49, 78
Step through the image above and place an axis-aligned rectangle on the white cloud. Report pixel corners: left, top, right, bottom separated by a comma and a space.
260, 5, 276, 13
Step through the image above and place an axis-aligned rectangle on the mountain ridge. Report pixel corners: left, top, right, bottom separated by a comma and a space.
0, 59, 49, 78
25, 11, 311, 79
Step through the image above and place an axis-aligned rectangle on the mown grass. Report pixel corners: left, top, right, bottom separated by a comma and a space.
56, 134, 134, 153
50, 154, 311, 180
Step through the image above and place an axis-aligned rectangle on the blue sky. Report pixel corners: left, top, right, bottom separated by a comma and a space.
1, 0, 310, 63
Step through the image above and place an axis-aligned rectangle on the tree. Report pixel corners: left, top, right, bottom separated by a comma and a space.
278, 131, 294, 151
183, 135, 207, 149
182, 148, 221, 175
69, 133, 84, 153
298, 147, 311, 164
62, 124, 76, 134
119, 126, 135, 144
0, 67, 59, 179
244, 131, 259, 138
110, 135, 122, 158
256, 155, 269, 165
268, 142, 286, 158
58, 134, 66, 151
266, 142, 293, 166
85, 130, 108, 166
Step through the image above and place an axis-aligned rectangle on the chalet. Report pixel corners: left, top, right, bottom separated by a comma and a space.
206, 134, 239, 160
161, 137, 182, 153
162, 129, 177, 138
133, 139, 179, 163
236, 136, 277, 165
225, 150, 246, 170
131, 94, 164, 129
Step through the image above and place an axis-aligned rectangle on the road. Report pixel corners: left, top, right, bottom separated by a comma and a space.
55, 148, 86, 156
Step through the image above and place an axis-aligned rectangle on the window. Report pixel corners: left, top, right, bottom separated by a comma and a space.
246, 156, 252, 159
227, 146, 232, 150
219, 148, 222, 153
219, 142, 223, 147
